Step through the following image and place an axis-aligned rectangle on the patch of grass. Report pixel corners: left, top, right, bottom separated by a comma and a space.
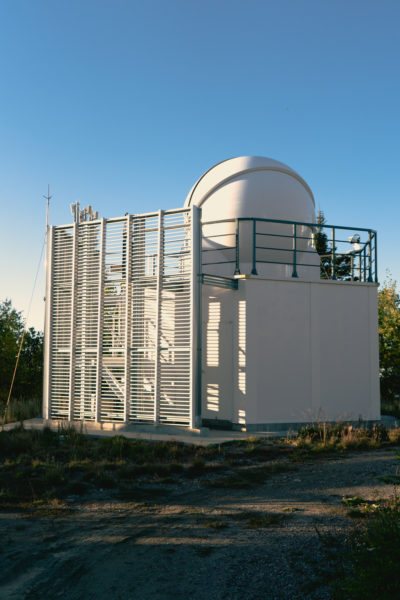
1, 423, 399, 507
205, 461, 294, 489
342, 496, 365, 507
229, 510, 286, 528
335, 499, 400, 599
342, 496, 384, 519
185, 458, 207, 477
203, 520, 227, 529
289, 422, 395, 453
67, 480, 88, 495
94, 472, 118, 489
347, 508, 368, 519
0, 397, 41, 424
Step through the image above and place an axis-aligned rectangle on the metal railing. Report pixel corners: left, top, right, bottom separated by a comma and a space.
201, 217, 378, 283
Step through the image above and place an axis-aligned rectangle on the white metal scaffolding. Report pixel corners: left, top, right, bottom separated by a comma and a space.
43, 207, 199, 427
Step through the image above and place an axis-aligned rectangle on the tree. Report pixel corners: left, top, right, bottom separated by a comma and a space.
314, 210, 351, 280
0, 299, 43, 403
378, 277, 400, 412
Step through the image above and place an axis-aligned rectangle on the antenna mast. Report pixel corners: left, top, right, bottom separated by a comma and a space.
44, 184, 52, 231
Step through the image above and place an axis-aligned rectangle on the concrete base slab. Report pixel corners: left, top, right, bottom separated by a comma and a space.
2, 418, 286, 445
2, 416, 396, 446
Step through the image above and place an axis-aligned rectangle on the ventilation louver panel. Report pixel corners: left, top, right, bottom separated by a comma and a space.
46, 208, 197, 427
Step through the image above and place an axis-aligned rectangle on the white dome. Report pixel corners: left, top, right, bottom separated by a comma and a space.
184, 156, 315, 224
185, 156, 318, 280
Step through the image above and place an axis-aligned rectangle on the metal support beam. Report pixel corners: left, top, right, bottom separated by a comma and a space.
43, 226, 54, 420
68, 223, 78, 421
95, 218, 106, 423
124, 214, 132, 423
154, 210, 164, 424
191, 206, 201, 429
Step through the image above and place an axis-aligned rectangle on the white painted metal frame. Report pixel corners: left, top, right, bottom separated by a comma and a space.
68, 223, 78, 421
154, 210, 164, 424
124, 214, 132, 422
190, 205, 201, 428
45, 207, 197, 427
95, 218, 106, 422
43, 226, 53, 420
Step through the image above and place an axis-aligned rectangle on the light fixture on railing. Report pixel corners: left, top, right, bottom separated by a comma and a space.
347, 234, 361, 253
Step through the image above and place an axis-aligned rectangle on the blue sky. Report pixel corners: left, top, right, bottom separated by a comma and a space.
0, 0, 399, 329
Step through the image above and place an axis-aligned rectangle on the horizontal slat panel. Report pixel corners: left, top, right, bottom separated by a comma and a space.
48, 209, 193, 426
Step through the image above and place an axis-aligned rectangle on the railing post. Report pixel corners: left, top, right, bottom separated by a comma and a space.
374, 232, 378, 283
368, 231, 372, 282
292, 223, 298, 278
331, 227, 336, 280
363, 244, 366, 282
234, 219, 240, 275
251, 219, 258, 275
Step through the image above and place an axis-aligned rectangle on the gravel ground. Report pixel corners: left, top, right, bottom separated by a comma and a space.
0, 447, 399, 600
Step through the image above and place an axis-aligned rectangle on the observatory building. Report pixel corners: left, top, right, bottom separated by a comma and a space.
43, 157, 380, 431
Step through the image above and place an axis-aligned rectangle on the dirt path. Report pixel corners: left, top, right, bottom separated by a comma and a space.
0, 448, 399, 600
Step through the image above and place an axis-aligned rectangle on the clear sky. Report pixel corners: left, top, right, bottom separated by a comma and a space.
0, 0, 399, 330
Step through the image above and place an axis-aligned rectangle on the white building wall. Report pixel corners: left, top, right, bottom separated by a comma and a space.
202, 278, 380, 428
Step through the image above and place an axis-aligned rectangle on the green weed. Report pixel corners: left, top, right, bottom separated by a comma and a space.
335, 500, 400, 599
203, 520, 227, 529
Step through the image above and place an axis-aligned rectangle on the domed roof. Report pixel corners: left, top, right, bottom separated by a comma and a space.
184, 156, 315, 209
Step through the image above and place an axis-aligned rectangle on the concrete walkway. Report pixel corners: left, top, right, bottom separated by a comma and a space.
1, 418, 288, 446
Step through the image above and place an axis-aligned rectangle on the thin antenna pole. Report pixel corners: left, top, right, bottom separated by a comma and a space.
44, 184, 52, 231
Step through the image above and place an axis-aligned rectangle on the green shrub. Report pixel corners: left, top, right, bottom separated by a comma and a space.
337, 501, 400, 599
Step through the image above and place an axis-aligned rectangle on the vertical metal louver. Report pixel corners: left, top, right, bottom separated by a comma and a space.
73, 222, 101, 421
47, 226, 74, 419
44, 207, 199, 428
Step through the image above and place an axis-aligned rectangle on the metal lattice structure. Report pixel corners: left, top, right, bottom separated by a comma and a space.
43, 208, 200, 427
